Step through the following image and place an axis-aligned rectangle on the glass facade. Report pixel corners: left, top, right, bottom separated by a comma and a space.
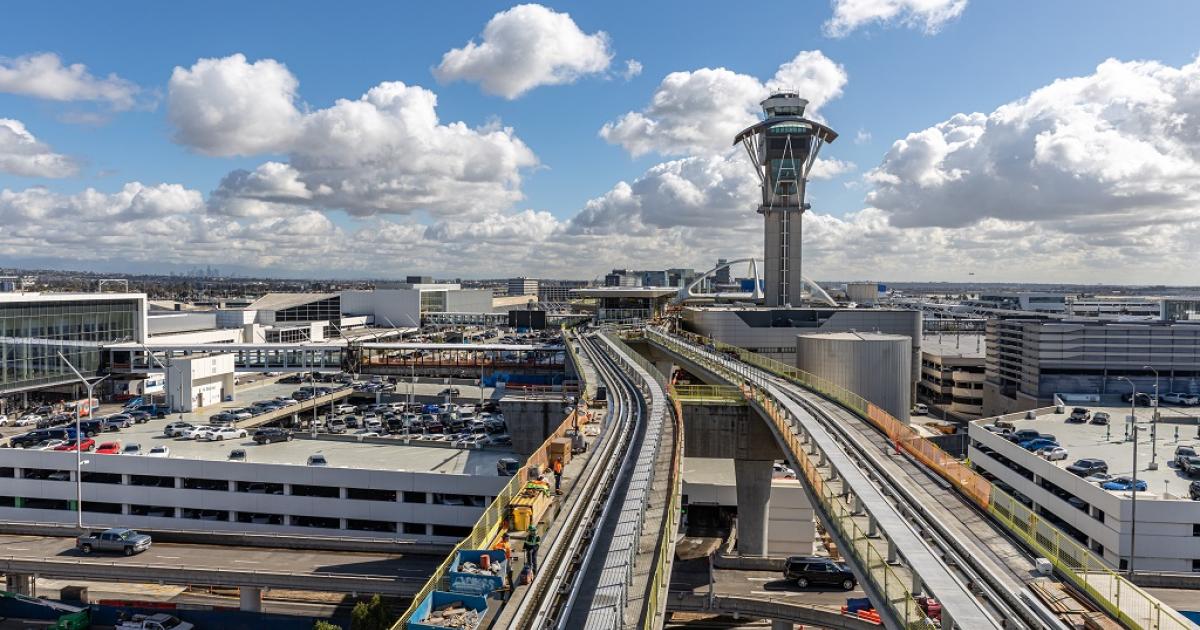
274, 296, 340, 322
420, 290, 446, 314
0, 298, 141, 393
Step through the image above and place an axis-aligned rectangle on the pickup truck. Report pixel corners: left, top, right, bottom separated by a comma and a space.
76, 527, 152, 555
116, 613, 193, 630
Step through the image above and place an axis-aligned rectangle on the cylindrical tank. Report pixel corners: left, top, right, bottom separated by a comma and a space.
796, 331, 912, 422
845, 282, 880, 305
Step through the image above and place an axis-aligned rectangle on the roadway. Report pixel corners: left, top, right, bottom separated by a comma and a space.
670, 557, 865, 608
0, 533, 439, 596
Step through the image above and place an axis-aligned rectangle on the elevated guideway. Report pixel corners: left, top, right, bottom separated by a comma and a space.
643, 329, 1013, 630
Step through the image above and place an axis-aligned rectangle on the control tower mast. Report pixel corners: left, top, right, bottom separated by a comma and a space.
734, 93, 837, 307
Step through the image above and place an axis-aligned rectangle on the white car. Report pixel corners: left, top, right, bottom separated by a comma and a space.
354, 429, 381, 438
1163, 392, 1200, 406
276, 398, 298, 406
163, 422, 194, 437
15, 414, 42, 427
230, 410, 253, 420
202, 427, 248, 441
147, 445, 170, 457
33, 439, 67, 451
181, 425, 218, 440
334, 404, 357, 414
1040, 446, 1069, 461
0, 414, 8, 426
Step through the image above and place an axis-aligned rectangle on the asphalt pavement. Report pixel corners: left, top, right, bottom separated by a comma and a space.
670, 557, 866, 609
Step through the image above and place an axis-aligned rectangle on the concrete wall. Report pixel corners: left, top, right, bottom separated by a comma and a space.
499, 397, 567, 457
681, 457, 814, 555
167, 353, 236, 412
0, 448, 505, 543
795, 332, 912, 422
340, 290, 422, 328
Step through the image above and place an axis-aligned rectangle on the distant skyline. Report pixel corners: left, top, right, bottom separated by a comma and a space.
2, 1, 1199, 284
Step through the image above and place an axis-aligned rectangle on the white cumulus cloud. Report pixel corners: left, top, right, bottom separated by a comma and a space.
0, 119, 79, 178
0, 52, 140, 109
865, 55, 1200, 232
600, 51, 847, 157
434, 4, 612, 99
168, 54, 303, 156
166, 54, 538, 218
824, 0, 968, 37
622, 60, 643, 80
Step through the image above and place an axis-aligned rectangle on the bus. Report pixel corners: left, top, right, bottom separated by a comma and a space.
63, 398, 100, 417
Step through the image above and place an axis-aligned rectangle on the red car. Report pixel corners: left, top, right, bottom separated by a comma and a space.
95, 441, 122, 455
54, 438, 96, 452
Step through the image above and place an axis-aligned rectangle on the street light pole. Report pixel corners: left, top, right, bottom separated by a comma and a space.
1143, 365, 1159, 470
57, 351, 109, 530
1116, 375, 1139, 576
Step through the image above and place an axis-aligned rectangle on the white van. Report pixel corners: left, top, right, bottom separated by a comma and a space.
912, 403, 929, 416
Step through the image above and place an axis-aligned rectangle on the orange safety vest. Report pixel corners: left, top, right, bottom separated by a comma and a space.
552, 460, 563, 474
493, 539, 512, 561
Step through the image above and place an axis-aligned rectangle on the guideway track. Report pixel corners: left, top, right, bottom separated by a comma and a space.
644, 329, 1040, 630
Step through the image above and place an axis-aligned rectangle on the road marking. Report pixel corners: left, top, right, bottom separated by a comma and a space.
158, 555, 180, 559
7, 547, 28, 551
233, 560, 259, 564
746, 577, 772, 581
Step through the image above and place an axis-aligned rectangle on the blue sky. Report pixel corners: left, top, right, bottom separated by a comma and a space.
2, 1, 1200, 282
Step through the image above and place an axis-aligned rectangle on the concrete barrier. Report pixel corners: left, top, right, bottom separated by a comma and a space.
665, 592, 877, 629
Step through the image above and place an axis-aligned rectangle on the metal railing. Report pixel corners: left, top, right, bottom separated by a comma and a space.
670, 384, 745, 404
644, 329, 936, 629
642, 384, 685, 629
646, 328, 1196, 630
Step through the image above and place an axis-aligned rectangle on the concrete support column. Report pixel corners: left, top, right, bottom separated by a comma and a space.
867, 515, 879, 538
4, 573, 34, 596
654, 360, 674, 382
771, 620, 794, 630
239, 586, 263, 612
734, 458, 773, 557
912, 573, 923, 597
886, 539, 898, 565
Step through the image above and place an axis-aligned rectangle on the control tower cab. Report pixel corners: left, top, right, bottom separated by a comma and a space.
734, 92, 837, 307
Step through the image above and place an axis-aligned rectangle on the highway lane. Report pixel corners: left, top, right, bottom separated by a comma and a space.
670, 557, 866, 609
0, 534, 441, 579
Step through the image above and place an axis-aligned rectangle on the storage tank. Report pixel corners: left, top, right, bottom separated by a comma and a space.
796, 331, 911, 422
845, 282, 881, 305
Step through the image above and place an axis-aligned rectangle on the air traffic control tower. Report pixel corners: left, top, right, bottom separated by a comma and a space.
735, 92, 837, 307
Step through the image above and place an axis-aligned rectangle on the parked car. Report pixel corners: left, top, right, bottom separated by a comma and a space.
1085, 472, 1113, 483
334, 404, 357, 414
253, 427, 294, 444
202, 427, 248, 441
133, 404, 170, 419
439, 387, 461, 397
496, 457, 521, 476
122, 443, 143, 456
1066, 458, 1108, 477
1179, 456, 1200, 477
1191, 480, 1200, 501
54, 438, 96, 452
1101, 477, 1147, 492
180, 425, 217, 440
1090, 412, 1110, 426
163, 422, 194, 437
32, 439, 68, 451
147, 445, 170, 457
1174, 445, 1197, 468
0, 414, 8, 426
95, 441, 122, 455
1006, 429, 1042, 443
115, 612, 194, 630
228, 448, 248, 462
102, 415, 133, 430
1067, 407, 1091, 423
127, 411, 152, 424
76, 528, 151, 555
230, 409, 254, 420
1039, 446, 1069, 461
307, 454, 328, 466
276, 397, 298, 406
209, 412, 238, 425
1019, 438, 1060, 452
1163, 392, 1200, 406
1121, 392, 1156, 406
783, 556, 857, 590
15, 414, 42, 427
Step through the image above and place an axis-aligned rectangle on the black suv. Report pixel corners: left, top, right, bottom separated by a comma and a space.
11, 428, 68, 448
1066, 458, 1108, 478
783, 556, 857, 590
252, 428, 294, 444
1190, 480, 1200, 501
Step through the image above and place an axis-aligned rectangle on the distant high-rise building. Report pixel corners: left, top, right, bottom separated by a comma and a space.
714, 259, 731, 286
507, 277, 539, 297
406, 275, 433, 284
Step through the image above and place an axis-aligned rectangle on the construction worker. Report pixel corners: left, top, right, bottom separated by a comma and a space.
493, 533, 514, 599
525, 524, 541, 574
552, 457, 564, 494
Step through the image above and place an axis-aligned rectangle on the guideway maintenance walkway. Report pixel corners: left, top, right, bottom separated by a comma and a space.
644, 329, 1005, 630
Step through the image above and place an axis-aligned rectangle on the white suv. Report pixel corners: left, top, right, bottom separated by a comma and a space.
334, 404, 357, 414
